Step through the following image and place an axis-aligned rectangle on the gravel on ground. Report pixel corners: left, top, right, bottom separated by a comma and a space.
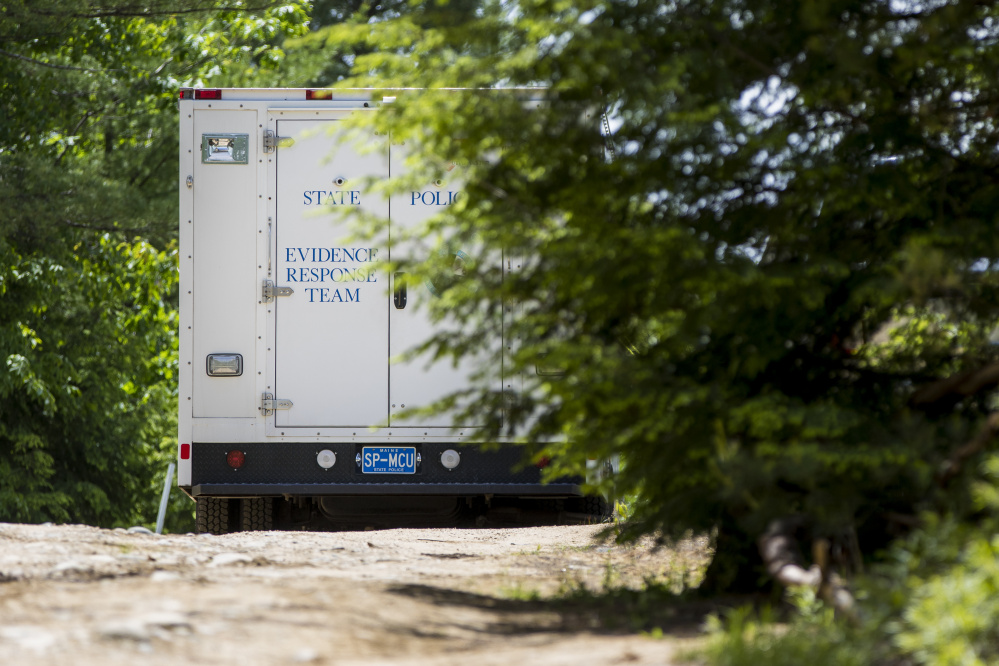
0, 522, 712, 665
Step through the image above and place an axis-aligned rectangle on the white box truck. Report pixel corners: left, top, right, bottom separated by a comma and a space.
177, 88, 594, 532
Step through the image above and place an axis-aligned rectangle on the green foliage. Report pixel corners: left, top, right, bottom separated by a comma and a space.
701, 602, 869, 666
323, 0, 999, 585
702, 455, 999, 665
885, 458, 999, 665
0, 237, 178, 524
289, 0, 413, 85
0, 1, 313, 527
894, 534, 999, 664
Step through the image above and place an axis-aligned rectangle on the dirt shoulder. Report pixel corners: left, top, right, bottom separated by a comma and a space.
0, 522, 712, 665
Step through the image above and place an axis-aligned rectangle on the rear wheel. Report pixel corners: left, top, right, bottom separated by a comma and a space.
241, 498, 274, 531
197, 497, 274, 533
196, 497, 233, 535
566, 495, 613, 520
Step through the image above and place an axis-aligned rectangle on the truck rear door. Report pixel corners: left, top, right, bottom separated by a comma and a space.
269, 114, 496, 432
388, 150, 488, 427
273, 116, 389, 429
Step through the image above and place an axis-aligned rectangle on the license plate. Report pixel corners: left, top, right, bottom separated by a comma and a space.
361, 447, 417, 474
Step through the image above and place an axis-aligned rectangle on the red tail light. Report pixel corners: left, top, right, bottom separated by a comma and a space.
306, 89, 333, 100
194, 89, 222, 100
226, 450, 245, 469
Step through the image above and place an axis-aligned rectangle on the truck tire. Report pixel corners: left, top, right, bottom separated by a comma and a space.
241, 498, 273, 531
567, 495, 613, 520
196, 497, 232, 535
586, 495, 613, 518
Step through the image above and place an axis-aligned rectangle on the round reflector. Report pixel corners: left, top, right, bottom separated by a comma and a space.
440, 449, 460, 470
226, 450, 245, 469
317, 449, 336, 469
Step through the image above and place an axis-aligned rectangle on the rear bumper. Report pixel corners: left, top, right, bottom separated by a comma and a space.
189, 441, 580, 497
191, 482, 580, 497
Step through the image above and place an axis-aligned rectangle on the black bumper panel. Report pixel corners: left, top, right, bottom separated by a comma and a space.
191, 482, 580, 497
191, 441, 579, 496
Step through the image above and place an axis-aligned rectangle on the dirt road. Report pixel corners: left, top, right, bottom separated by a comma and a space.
0, 522, 712, 665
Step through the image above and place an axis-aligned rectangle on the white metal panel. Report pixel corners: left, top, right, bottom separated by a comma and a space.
388, 152, 491, 427
273, 118, 390, 428
192, 109, 258, 417
177, 101, 195, 485
503, 255, 527, 437
192, 418, 259, 442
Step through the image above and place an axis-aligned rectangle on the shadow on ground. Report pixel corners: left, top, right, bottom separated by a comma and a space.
386, 582, 749, 638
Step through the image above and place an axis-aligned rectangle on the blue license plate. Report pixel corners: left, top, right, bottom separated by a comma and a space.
361, 447, 417, 474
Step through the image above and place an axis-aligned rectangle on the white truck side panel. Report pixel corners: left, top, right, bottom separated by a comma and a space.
192, 109, 259, 418
192, 418, 260, 441
178, 104, 194, 486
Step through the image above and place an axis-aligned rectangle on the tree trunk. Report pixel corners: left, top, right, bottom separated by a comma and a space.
698, 516, 768, 595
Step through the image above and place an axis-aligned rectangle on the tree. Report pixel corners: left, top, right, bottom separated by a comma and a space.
293, 0, 412, 84
0, 0, 310, 526
317, 0, 999, 591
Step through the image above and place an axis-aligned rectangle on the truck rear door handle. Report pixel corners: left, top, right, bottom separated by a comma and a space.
393, 272, 407, 309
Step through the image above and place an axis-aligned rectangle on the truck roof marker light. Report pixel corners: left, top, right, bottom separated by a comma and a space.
179, 89, 194, 99
226, 450, 245, 470
306, 89, 333, 100
194, 89, 222, 100
180, 443, 191, 460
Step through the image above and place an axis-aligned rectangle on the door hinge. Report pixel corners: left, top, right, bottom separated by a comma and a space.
262, 129, 294, 153
262, 280, 293, 303
260, 392, 293, 415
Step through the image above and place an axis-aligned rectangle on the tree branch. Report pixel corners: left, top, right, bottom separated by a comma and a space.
28, 3, 282, 19
0, 48, 118, 73
937, 412, 999, 486
132, 150, 172, 190
61, 219, 151, 235
910, 362, 999, 408
55, 110, 98, 167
